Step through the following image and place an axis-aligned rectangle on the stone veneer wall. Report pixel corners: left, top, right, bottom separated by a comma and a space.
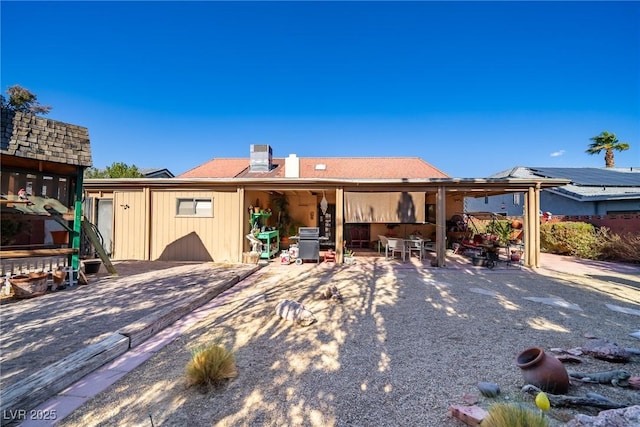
1, 108, 92, 167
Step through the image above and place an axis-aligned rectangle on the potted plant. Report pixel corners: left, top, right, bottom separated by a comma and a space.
270, 193, 292, 241
486, 220, 513, 247
343, 240, 356, 264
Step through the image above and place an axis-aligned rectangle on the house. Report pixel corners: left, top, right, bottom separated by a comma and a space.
465, 167, 640, 233
83, 144, 567, 268
0, 108, 92, 275
140, 168, 174, 178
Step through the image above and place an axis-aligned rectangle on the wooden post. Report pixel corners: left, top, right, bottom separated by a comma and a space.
71, 169, 84, 277
436, 186, 446, 267
335, 188, 344, 263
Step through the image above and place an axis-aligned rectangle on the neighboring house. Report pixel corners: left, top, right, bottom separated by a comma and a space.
0, 108, 93, 275
466, 166, 640, 216
84, 144, 567, 267
140, 168, 174, 178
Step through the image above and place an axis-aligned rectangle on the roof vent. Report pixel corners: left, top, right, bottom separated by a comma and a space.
314, 163, 327, 171
249, 144, 272, 173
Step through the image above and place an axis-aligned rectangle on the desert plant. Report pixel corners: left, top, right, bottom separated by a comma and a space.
481, 402, 549, 427
185, 343, 238, 389
540, 221, 600, 258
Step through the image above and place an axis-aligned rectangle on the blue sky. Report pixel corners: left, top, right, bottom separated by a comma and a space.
2, 1, 639, 177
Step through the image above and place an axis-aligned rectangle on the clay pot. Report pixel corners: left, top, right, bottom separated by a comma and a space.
50, 231, 69, 245
516, 347, 569, 394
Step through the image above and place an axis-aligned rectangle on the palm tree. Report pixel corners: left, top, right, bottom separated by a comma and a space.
586, 131, 630, 168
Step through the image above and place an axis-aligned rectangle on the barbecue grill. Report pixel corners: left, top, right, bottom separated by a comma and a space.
297, 227, 320, 263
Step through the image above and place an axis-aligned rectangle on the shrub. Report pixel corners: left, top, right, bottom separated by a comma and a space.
596, 228, 640, 263
185, 343, 238, 389
481, 403, 549, 427
540, 222, 600, 259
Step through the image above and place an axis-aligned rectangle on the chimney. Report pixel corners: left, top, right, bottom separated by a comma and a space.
249, 144, 272, 172
285, 153, 300, 178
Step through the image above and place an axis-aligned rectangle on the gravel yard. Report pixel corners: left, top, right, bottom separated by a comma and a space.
57, 255, 640, 427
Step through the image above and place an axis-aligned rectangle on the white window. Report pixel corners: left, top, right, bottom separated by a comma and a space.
176, 198, 213, 217
513, 193, 521, 206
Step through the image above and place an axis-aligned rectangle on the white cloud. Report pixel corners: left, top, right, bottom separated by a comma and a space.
550, 150, 565, 157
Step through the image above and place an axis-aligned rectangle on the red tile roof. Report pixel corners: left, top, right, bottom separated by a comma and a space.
179, 156, 449, 179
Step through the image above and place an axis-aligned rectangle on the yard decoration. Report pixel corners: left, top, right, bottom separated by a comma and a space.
516, 347, 570, 394
521, 384, 630, 410
568, 369, 631, 387
9, 272, 48, 298
274, 299, 316, 326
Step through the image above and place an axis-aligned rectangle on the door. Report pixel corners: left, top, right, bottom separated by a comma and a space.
96, 199, 113, 256
113, 191, 146, 260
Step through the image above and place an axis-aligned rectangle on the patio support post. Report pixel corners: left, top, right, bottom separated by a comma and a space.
524, 187, 532, 267
435, 186, 446, 267
238, 187, 245, 262
70, 169, 83, 278
144, 186, 151, 261
534, 183, 541, 268
335, 188, 344, 263
524, 185, 541, 268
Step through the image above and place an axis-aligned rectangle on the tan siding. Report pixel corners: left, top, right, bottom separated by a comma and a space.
150, 190, 241, 262
113, 191, 146, 260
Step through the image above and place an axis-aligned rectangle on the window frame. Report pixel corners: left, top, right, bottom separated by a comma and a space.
175, 197, 213, 217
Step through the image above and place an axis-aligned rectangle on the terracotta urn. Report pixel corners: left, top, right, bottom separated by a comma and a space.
516, 347, 569, 394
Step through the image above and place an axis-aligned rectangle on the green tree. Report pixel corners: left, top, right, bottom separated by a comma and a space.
85, 162, 143, 178
586, 131, 630, 168
0, 85, 52, 115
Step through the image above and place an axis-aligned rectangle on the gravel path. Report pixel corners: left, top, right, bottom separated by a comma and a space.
57, 256, 640, 427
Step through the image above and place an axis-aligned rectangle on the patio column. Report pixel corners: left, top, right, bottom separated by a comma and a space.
435, 186, 446, 267
335, 188, 344, 263
524, 185, 541, 268
238, 186, 245, 263
533, 183, 541, 268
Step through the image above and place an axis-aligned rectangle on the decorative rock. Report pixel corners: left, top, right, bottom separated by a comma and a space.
565, 405, 640, 426
274, 299, 316, 326
462, 393, 478, 405
449, 404, 488, 426
581, 339, 631, 363
317, 285, 343, 302
557, 354, 583, 363
477, 381, 500, 398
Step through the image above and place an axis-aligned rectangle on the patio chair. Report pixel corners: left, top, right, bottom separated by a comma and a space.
378, 235, 389, 257
349, 227, 369, 248
407, 239, 423, 260
386, 237, 406, 261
